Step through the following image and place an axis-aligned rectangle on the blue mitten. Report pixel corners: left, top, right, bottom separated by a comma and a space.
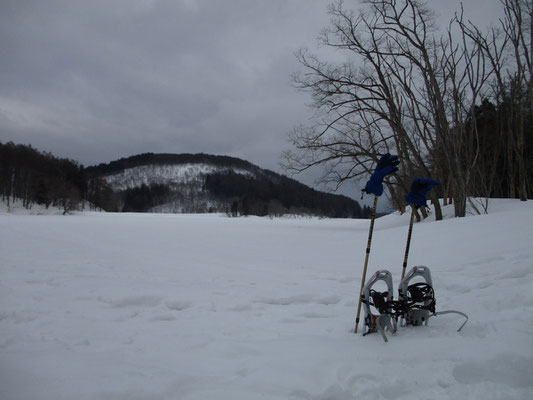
363, 153, 400, 196
405, 178, 439, 207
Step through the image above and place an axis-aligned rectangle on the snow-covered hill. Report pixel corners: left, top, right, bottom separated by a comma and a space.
1, 200, 532, 399
88, 153, 365, 217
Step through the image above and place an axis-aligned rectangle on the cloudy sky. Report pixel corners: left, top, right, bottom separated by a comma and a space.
0, 0, 503, 198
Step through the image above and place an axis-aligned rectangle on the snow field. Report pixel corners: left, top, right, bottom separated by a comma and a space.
1, 200, 533, 399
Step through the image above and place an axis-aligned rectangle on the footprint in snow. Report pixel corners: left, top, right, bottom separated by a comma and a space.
300, 312, 332, 319
165, 300, 192, 311
338, 277, 357, 284
253, 294, 315, 306
99, 295, 162, 308
453, 355, 533, 388
252, 294, 342, 306
316, 295, 342, 305
469, 255, 506, 266
501, 265, 533, 279
228, 304, 253, 312
442, 284, 471, 295
150, 314, 177, 322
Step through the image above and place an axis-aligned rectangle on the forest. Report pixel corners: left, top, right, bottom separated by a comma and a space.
204, 171, 366, 218
0, 142, 88, 212
0, 143, 368, 218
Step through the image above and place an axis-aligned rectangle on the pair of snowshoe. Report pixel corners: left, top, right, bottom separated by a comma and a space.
361, 266, 468, 342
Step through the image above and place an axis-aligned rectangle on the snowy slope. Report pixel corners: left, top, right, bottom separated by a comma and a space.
101, 163, 256, 213
1, 200, 532, 399
103, 163, 254, 191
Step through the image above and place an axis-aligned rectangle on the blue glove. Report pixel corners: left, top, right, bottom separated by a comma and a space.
363, 153, 400, 196
405, 178, 439, 207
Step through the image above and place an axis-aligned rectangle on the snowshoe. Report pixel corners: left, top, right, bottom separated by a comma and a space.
361, 270, 397, 342
398, 265, 435, 327
398, 266, 468, 331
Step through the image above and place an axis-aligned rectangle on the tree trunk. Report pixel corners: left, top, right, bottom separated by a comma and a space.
431, 193, 443, 221
453, 194, 467, 217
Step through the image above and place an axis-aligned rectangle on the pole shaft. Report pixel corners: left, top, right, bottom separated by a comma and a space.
354, 195, 379, 334
401, 206, 416, 280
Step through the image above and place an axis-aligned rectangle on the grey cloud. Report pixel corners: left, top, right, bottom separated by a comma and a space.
0, 0, 503, 198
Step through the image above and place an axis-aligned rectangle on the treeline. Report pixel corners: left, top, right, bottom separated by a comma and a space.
121, 184, 172, 213
0, 142, 87, 211
204, 172, 369, 218
468, 98, 533, 200
0, 141, 119, 212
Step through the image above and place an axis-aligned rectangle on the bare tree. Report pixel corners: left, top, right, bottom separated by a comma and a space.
458, 0, 532, 201
499, 0, 531, 200
285, 0, 502, 218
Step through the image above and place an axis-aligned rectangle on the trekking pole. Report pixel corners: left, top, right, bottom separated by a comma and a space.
353, 153, 399, 334
354, 195, 378, 334
400, 205, 416, 280
402, 178, 439, 280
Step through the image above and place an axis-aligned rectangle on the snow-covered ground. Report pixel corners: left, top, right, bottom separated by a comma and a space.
1, 200, 532, 399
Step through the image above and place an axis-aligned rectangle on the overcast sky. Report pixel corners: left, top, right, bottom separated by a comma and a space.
0, 0, 504, 199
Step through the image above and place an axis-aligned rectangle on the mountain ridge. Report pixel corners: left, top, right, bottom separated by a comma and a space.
86, 152, 263, 177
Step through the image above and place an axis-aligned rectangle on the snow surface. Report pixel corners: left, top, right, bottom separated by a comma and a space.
1, 200, 533, 399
